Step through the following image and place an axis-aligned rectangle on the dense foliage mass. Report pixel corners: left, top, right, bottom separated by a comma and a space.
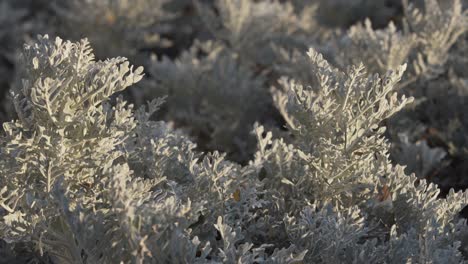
1, 0, 468, 263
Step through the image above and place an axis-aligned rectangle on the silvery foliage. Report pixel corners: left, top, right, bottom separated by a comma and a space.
340, 20, 417, 77
50, 0, 179, 60
0, 35, 307, 263
1, 3, 468, 262
270, 0, 467, 185
253, 48, 468, 262
403, 0, 468, 79
146, 41, 270, 161
369, 0, 468, 190
0, 0, 55, 126
387, 69, 468, 192
262, 48, 412, 208
394, 73, 468, 155
336, 0, 467, 86
0, 35, 194, 262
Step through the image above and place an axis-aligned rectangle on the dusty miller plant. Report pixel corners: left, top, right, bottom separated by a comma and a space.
0, 35, 306, 263
0, 35, 198, 263
337, 0, 467, 86
2, 5, 468, 261
269, 0, 468, 188
253, 48, 468, 262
